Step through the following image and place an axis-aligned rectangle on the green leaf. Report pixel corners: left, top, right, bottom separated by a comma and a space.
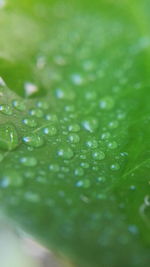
0, 0, 150, 266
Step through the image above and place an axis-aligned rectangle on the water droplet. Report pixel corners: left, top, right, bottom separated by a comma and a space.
49, 164, 60, 172
0, 104, 12, 115
68, 133, 80, 143
45, 114, 58, 122
86, 138, 98, 148
92, 150, 105, 161
12, 99, 26, 111
36, 101, 49, 110
29, 108, 44, 118
57, 147, 74, 159
22, 134, 44, 148
110, 163, 120, 171
0, 170, 23, 187
20, 156, 37, 167
99, 96, 114, 110
24, 191, 40, 202
82, 117, 98, 132
101, 132, 111, 140
74, 167, 84, 176
108, 121, 119, 129
71, 73, 84, 86
76, 179, 91, 188
43, 125, 57, 136
80, 162, 89, 169
68, 123, 80, 132
0, 123, 19, 151
96, 176, 106, 183
23, 117, 37, 128
107, 141, 118, 149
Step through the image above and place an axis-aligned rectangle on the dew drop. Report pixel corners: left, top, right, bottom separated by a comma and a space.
76, 179, 91, 188
80, 162, 89, 169
57, 146, 74, 159
99, 96, 114, 110
71, 73, 84, 86
49, 164, 60, 172
24, 192, 40, 202
107, 141, 118, 149
12, 99, 26, 111
108, 120, 119, 129
74, 167, 84, 176
68, 123, 80, 132
0, 104, 12, 115
110, 163, 120, 171
92, 150, 105, 161
101, 132, 111, 140
0, 123, 19, 151
43, 125, 57, 136
22, 134, 44, 148
20, 156, 37, 167
36, 100, 49, 110
29, 108, 44, 118
23, 117, 37, 128
86, 138, 98, 149
68, 133, 80, 143
82, 117, 98, 132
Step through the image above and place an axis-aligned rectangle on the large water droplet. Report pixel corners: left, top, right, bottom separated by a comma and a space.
0, 123, 19, 151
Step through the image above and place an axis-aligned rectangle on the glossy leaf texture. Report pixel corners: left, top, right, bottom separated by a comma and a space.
0, 0, 150, 266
